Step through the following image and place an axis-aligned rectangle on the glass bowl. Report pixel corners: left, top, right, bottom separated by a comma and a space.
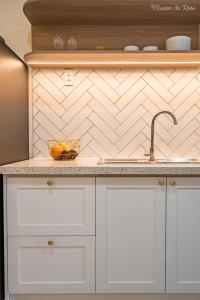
48, 140, 80, 161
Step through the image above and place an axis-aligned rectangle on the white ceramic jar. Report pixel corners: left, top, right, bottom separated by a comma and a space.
166, 36, 191, 51
124, 45, 139, 52
143, 46, 158, 52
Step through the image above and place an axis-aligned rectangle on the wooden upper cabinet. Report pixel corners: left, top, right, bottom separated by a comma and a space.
24, 51, 200, 68
23, 0, 200, 58
23, 0, 200, 25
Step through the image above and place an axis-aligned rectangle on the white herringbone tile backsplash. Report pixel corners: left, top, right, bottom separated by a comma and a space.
32, 67, 200, 159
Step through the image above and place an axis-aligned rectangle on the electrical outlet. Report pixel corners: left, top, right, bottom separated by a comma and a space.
62, 69, 74, 86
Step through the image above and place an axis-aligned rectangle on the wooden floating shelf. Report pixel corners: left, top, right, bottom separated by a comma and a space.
24, 0, 200, 25
24, 51, 200, 68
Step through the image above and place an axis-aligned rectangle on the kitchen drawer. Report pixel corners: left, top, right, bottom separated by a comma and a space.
7, 177, 95, 236
8, 236, 95, 294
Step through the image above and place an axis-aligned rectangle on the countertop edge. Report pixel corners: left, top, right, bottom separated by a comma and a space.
2, 165, 200, 176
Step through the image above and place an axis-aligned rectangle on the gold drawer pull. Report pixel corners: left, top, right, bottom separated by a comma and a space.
47, 180, 53, 186
48, 240, 54, 246
158, 179, 165, 186
170, 180, 176, 186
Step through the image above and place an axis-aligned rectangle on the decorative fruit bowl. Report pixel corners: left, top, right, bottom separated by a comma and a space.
48, 140, 80, 161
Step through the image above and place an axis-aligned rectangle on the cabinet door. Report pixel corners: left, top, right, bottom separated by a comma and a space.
7, 177, 95, 236
96, 177, 166, 293
166, 177, 200, 293
8, 236, 95, 294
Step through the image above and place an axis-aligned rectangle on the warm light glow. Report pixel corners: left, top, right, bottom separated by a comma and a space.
26, 60, 200, 66
24, 52, 200, 68
0, 57, 24, 68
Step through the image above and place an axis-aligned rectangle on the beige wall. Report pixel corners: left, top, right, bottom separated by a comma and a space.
0, 0, 31, 59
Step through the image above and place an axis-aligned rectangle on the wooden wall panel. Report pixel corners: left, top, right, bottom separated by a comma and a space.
24, 0, 200, 25
32, 25, 199, 51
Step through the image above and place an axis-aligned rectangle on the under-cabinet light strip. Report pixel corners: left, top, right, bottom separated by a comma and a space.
26, 61, 200, 66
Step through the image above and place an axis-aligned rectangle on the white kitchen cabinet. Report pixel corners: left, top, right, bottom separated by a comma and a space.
166, 177, 200, 293
7, 177, 95, 236
96, 177, 166, 293
6, 175, 200, 296
8, 236, 95, 294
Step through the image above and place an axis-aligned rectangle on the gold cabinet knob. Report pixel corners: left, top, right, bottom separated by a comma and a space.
47, 180, 53, 186
158, 179, 165, 186
48, 240, 54, 246
170, 180, 176, 186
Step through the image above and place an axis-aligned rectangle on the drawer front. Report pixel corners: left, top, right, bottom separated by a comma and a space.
8, 236, 95, 294
7, 177, 95, 236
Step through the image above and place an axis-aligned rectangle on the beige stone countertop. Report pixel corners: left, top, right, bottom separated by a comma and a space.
1, 158, 200, 176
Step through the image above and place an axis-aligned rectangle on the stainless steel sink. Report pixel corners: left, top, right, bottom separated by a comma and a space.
97, 158, 200, 165
98, 159, 149, 165
155, 158, 200, 163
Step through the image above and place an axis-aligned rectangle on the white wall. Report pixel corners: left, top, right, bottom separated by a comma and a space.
0, 0, 31, 59
32, 67, 200, 160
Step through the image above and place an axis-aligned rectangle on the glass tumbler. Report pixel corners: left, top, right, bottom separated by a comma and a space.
67, 37, 78, 50
53, 36, 64, 50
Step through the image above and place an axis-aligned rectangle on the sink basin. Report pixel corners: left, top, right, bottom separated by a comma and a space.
156, 158, 200, 163
97, 158, 200, 165
98, 158, 149, 165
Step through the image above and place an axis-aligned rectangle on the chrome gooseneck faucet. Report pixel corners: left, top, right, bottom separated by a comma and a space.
150, 111, 178, 161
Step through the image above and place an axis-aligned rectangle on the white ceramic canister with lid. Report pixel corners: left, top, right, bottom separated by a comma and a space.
166, 36, 191, 51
